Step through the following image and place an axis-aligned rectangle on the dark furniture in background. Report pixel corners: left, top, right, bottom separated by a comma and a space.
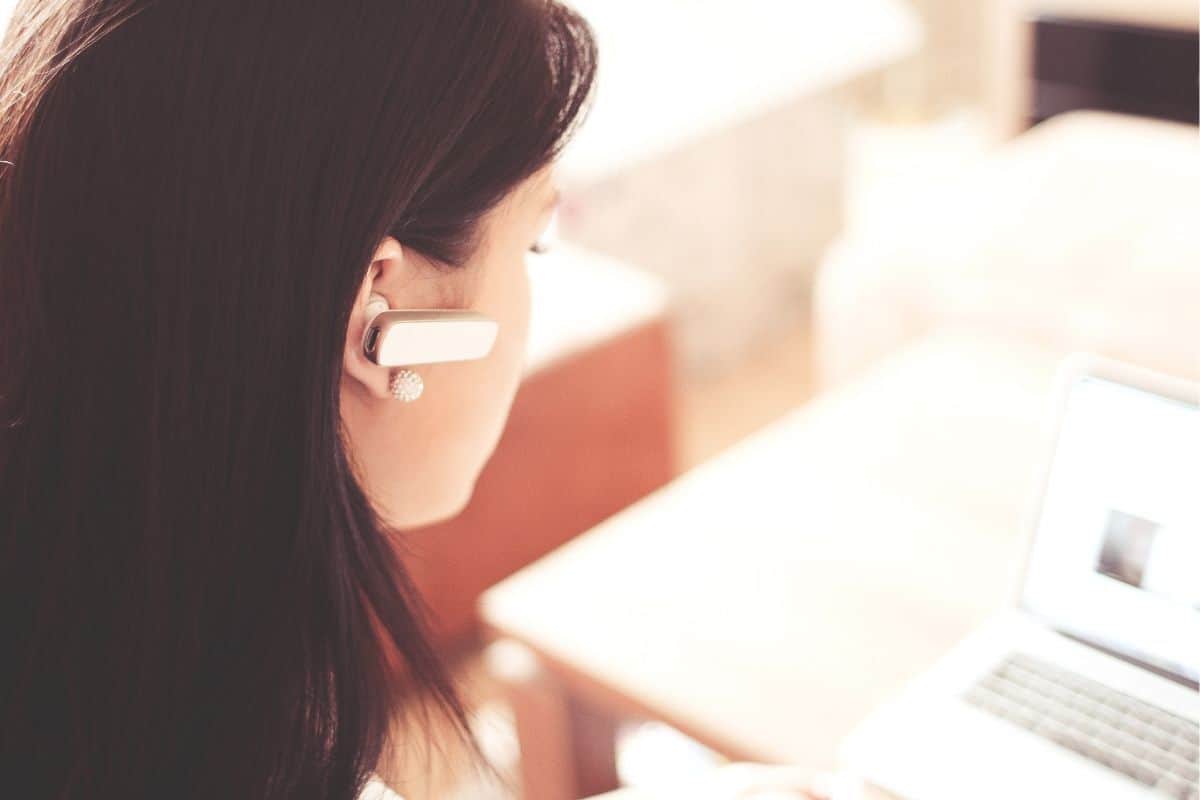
1031, 16, 1199, 127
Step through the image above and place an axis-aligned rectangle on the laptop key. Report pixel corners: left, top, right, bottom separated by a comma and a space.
1071, 737, 1110, 764
1156, 776, 1191, 800
1051, 724, 1088, 752
1171, 739, 1198, 762
1148, 729, 1177, 752
1130, 762, 1159, 787
1104, 749, 1153, 785
1150, 712, 1191, 739
1181, 724, 1200, 747
1144, 747, 1177, 770
1121, 738, 1148, 760
1168, 758, 1198, 783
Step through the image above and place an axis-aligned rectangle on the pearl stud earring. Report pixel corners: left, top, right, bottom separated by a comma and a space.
388, 368, 424, 402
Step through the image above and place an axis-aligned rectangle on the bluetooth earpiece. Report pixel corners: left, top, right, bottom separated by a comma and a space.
362, 292, 499, 367
362, 292, 499, 402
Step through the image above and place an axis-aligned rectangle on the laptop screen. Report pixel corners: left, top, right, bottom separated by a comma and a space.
1021, 373, 1199, 684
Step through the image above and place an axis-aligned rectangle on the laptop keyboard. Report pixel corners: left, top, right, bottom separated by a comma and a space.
963, 652, 1199, 799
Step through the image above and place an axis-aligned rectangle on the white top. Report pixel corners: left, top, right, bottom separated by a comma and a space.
358, 775, 403, 800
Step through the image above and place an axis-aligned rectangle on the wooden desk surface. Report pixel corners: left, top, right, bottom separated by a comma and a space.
481, 332, 1064, 770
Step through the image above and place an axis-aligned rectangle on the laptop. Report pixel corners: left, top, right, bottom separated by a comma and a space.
840, 353, 1200, 800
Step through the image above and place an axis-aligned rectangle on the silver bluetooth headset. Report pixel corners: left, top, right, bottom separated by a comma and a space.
361, 293, 499, 401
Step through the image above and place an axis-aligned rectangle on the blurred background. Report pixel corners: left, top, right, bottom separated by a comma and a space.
391, 1, 1199, 797
5, 0, 1194, 798
408, 0, 1199, 796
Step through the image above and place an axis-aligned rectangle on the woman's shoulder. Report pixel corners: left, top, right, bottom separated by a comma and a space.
358, 774, 404, 800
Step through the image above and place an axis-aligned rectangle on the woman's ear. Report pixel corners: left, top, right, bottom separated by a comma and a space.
342, 237, 406, 399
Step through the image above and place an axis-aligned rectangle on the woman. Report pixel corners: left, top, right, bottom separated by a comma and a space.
0, 1, 832, 798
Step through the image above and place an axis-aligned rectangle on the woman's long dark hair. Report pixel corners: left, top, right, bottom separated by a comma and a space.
0, 1, 595, 797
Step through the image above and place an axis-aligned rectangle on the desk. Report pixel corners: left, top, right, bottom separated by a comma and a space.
480, 332, 1065, 799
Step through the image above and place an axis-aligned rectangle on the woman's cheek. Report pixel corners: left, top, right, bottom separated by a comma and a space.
513, 259, 533, 373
